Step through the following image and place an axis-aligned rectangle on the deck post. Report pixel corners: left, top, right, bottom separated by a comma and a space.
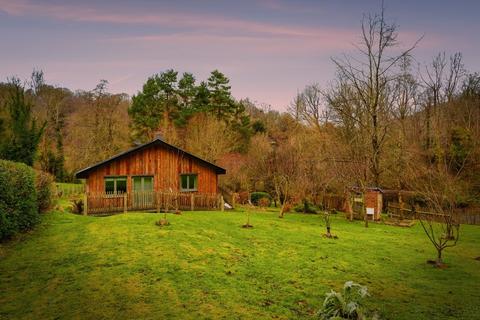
175, 193, 179, 211
190, 193, 194, 211
83, 193, 88, 216
123, 193, 127, 213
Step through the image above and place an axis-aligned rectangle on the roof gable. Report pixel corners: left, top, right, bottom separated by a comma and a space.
75, 138, 226, 179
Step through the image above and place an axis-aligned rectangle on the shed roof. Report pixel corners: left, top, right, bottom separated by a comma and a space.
351, 186, 384, 193
75, 138, 226, 179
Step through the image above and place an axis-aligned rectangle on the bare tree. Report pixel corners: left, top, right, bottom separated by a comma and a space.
289, 84, 330, 132
410, 163, 462, 267
420, 52, 465, 149
328, 4, 420, 186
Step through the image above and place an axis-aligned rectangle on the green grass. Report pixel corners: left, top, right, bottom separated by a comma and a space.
0, 208, 479, 319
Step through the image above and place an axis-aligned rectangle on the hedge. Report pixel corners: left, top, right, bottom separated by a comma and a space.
251, 192, 272, 206
0, 160, 39, 240
35, 170, 56, 213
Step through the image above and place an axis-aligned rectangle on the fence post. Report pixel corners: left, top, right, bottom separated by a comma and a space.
221, 195, 225, 212
83, 193, 88, 216
124, 193, 127, 213
190, 193, 194, 211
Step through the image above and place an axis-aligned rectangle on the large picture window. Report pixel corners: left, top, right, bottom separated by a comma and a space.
104, 176, 127, 194
180, 174, 198, 192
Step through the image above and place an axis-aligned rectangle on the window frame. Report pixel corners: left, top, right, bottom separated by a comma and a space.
180, 173, 198, 192
104, 176, 127, 194
132, 175, 154, 192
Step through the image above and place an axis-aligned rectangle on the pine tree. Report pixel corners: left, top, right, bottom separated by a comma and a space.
0, 79, 45, 166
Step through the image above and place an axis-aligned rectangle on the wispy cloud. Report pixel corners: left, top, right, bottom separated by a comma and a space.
0, 0, 352, 40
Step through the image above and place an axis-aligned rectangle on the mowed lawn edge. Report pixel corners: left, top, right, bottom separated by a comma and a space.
0, 210, 479, 320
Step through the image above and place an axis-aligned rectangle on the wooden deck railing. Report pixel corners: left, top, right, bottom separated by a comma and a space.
84, 191, 222, 215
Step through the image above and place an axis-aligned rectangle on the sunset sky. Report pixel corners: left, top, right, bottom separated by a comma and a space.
1, 0, 479, 110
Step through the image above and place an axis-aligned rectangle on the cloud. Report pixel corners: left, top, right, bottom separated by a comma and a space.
0, 0, 354, 40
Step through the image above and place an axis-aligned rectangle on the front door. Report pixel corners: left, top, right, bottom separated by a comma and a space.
132, 176, 154, 209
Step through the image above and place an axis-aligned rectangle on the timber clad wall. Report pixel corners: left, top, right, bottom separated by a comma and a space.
85, 144, 219, 194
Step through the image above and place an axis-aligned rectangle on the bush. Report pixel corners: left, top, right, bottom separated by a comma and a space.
0, 160, 39, 240
237, 191, 250, 204
317, 281, 377, 320
251, 192, 272, 206
71, 199, 84, 214
294, 199, 319, 214
35, 170, 56, 213
257, 197, 271, 207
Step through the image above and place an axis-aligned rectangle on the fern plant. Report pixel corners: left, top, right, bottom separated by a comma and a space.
317, 281, 378, 320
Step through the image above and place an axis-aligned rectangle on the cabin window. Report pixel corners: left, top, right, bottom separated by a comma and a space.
180, 174, 198, 192
104, 177, 127, 194
132, 176, 154, 192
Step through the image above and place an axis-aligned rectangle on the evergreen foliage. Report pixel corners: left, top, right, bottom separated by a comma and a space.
129, 69, 252, 147
0, 79, 45, 166
0, 160, 39, 240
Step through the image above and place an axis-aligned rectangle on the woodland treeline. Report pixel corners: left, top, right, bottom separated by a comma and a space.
0, 10, 479, 209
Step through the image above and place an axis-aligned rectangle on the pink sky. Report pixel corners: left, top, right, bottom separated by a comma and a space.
0, 0, 479, 110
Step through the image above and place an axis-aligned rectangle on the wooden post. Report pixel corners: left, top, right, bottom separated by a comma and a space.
232, 193, 236, 209
221, 196, 225, 212
175, 193, 179, 211
399, 197, 404, 220
190, 193, 194, 211
83, 192, 88, 216
124, 193, 127, 213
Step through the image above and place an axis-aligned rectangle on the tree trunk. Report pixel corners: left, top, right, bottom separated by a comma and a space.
436, 249, 443, 265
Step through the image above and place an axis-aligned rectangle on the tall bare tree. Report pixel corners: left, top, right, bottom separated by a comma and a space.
420, 52, 465, 150
328, 5, 420, 186
288, 84, 330, 132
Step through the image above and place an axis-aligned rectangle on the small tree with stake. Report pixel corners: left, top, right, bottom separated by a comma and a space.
322, 210, 338, 239
417, 207, 459, 268
408, 155, 466, 267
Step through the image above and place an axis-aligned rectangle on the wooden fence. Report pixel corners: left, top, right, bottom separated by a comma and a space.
85, 191, 222, 215
387, 202, 480, 225
56, 183, 85, 198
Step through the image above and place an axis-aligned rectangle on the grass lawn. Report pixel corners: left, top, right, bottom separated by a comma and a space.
0, 208, 479, 319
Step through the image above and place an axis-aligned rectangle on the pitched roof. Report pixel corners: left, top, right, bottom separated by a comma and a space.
75, 138, 226, 179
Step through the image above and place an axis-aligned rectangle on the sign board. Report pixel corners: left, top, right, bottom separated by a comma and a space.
366, 207, 375, 215
354, 197, 363, 203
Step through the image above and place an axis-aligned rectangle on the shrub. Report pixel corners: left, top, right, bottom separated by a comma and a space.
237, 191, 250, 204
251, 192, 272, 206
35, 170, 56, 213
317, 281, 377, 320
257, 197, 271, 207
0, 160, 39, 240
71, 199, 84, 214
294, 199, 319, 214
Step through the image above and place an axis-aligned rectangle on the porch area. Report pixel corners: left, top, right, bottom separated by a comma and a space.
84, 191, 224, 215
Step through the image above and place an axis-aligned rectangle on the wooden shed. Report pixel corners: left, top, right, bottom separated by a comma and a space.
351, 187, 383, 221
75, 138, 226, 214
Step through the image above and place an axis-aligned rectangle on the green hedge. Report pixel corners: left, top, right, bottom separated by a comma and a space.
251, 192, 272, 206
35, 170, 56, 213
294, 200, 320, 214
0, 160, 39, 240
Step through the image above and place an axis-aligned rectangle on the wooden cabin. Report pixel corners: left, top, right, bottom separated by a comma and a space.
75, 138, 226, 214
